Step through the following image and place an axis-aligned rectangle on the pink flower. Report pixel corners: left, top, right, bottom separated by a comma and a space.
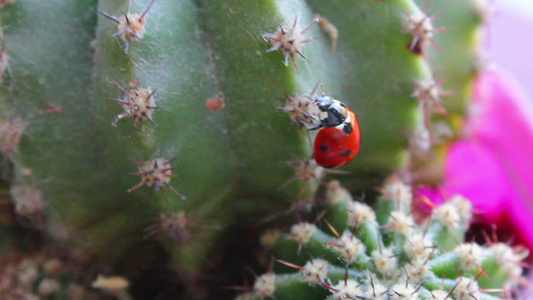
420, 69, 533, 250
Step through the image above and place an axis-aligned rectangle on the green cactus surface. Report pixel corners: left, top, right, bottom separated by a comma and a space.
0, 0, 514, 298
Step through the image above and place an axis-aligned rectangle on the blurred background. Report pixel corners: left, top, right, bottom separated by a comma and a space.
490, 1, 533, 297
489, 0, 533, 98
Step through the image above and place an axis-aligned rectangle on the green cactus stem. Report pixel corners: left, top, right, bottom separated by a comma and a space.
242, 179, 526, 300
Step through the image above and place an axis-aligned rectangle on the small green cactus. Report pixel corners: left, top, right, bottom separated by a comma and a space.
240, 179, 526, 300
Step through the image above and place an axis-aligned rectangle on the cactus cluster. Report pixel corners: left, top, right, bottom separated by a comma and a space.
0, 0, 522, 298
239, 179, 527, 300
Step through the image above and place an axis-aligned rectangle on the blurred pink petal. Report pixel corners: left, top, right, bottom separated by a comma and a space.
443, 140, 509, 221
423, 69, 533, 249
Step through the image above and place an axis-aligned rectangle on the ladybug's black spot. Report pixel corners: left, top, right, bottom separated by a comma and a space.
343, 123, 353, 135
319, 145, 329, 151
341, 150, 352, 157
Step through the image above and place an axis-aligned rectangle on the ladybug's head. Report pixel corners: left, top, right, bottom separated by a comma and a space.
315, 96, 334, 112
314, 96, 348, 128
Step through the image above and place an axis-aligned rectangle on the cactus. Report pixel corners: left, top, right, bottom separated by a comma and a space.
239, 179, 526, 300
413, 0, 488, 118
407, 0, 489, 185
0, 0, 520, 298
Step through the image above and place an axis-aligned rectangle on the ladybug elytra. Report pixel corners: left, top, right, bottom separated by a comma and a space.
310, 95, 360, 168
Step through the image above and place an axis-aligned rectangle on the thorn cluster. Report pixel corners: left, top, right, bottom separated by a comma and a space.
330, 279, 362, 299
262, 16, 319, 72
455, 243, 485, 270
301, 259, 329, 285
11, 184, 44, 217
332, 231, 365, 264
380, 177, 413, 208
453, 276, 481, 300
403, 257, 431, 282
405, 8, 446, 55
386, 211, 415, 235
127, 157, 185, 199
278, 82, 322, 130
325, 180, 352, 205
290, 222, 317, 246
347, 200, 377, 226
371, 246, 397, 276
404, 233, 434, 258
409, 125, 431, 153
280, 158, 325, 198
108, 78, 162, 137
390, 282, 420, 300
145, 212, 191, 244
98, 0, 156, 53
253, 273, 276, 298
490, 243, 528, 280
448, 195, 473, 226
412, 78, 453, 127
433, 202, 461, 229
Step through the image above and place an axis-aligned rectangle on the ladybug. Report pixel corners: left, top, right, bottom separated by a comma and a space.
308, 95, 348, 130
313, 107, 361, 168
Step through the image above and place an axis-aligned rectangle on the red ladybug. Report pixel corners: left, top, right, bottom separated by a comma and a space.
313, 108, 360, 168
